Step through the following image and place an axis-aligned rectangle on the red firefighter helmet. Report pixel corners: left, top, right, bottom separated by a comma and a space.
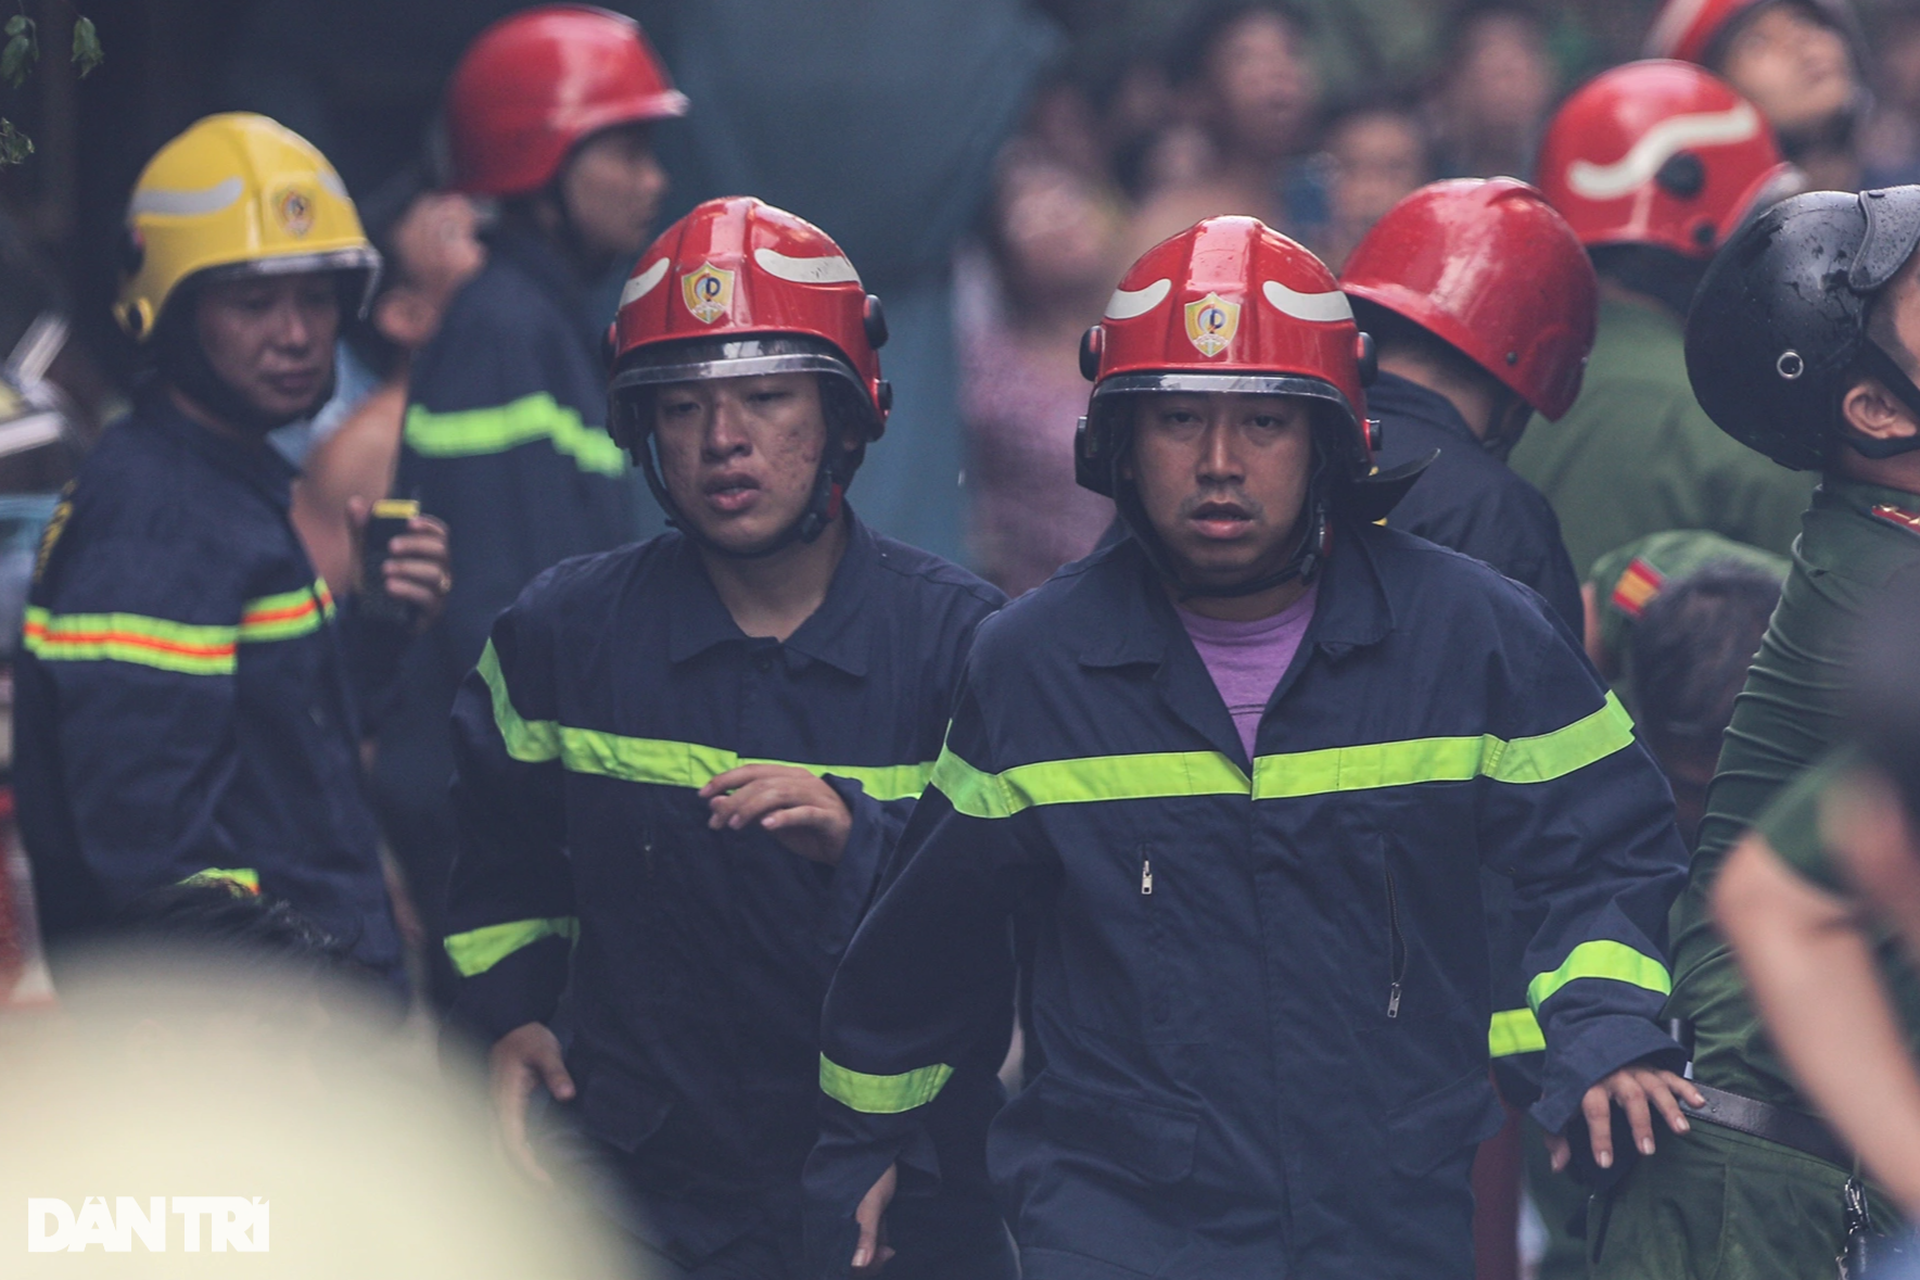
1644, 0, 1860, 68
608, 196, 889, 548
1536, 61, 1793, 260
446, 5, 687, 198
1340, 178, 1598, 420
1075, 215, 1373, 499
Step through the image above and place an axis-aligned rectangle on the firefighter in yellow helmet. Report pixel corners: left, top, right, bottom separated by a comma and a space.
15, 114, 451, 994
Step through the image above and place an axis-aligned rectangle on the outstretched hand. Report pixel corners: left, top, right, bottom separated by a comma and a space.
1546, 1057, 1704, 1172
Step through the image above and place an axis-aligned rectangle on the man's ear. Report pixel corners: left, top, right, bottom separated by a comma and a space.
1842, 374, 1920, 443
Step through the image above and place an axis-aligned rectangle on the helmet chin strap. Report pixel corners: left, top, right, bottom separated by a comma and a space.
1843, 340, 1920, 460
1115, 451, 1335, 600
636, 434, 850, 560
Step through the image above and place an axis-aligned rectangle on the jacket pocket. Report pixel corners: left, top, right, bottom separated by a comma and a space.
1384, 1066, 1506, 1179
1037, 1073, 1199, 1186
578, 1067, 674, 1155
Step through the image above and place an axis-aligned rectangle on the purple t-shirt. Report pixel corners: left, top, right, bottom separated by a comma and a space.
1176, 586, 1318, 761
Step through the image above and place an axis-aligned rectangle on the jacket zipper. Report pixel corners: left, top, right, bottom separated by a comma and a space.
1385, 866, 1406, 1018
1140, 851, 1153, 895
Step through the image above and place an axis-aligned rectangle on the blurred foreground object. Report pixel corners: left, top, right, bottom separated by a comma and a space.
0, 945, 637, 1275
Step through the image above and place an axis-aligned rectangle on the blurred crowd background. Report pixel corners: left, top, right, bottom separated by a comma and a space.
0, 0, 1911, 594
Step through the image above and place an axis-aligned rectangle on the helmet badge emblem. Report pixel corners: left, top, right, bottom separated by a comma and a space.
682, 262, 735, 325
1184, 292, 1239, 358
272, 186, 315, 237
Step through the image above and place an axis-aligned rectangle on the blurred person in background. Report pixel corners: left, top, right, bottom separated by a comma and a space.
12, 114, 450, 999
1341, 177, 1592, 630
1128, 0, 1328, 258
446, 198, 1012, 1279
291, 170, 485, 594
1713, 569, 1920, 1263
1582, 529, 1786, 687
1646, 0, 1871, 193
957, 145, 1123, 596
1426, 2, 1559, 182
374, 6, 684, 1016
1510, 61, 1813, 577
1862, 10, 1920, 187
1589, 184, 1920, 1278
1315, 99, 1433, 269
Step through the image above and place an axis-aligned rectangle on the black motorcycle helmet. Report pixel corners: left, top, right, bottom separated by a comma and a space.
1685, 186, 1920, 471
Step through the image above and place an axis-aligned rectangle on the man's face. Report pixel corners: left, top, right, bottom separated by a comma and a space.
561, 124, 669, 265
654, 372, 851, 555
193, 272, 339, 423
1126, 391, 1316, 589
1721, 5, 1857, 138
1207, 11, 1318, 163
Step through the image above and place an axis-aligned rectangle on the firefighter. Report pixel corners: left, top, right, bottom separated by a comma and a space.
1339, 176, 1595, 633
1590, 185, 1920, 1277
804, 216, 1694, 1279
373, 4, 686, 1008
443, 198, 1013, 1278
13, 113, 451, 990
1508, 60, 1815, 577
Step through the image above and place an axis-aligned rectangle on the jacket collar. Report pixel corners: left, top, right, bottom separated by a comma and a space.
665, 510, 877, 677
140, 387, 298, 510
1073, 524, 1396, 672
1367, 370, 1480, 447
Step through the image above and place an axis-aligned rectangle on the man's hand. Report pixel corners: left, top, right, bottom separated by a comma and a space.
347, 498, 451, 632
488, 1022, 575, 1185
851, 1164, 897, 1275
1546, 1057, 1704, 1172
700, 764, 853, 866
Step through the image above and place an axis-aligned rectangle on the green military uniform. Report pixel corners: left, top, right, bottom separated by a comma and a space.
1509, 296, 1815, 577
1590, 479, 1920, 1279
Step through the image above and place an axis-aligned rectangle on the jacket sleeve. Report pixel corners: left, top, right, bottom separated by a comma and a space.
1476, 607, 1691, 1134
804, 670, 1036, 1276
22, 533, 255, 906
442, 594, 575, 1042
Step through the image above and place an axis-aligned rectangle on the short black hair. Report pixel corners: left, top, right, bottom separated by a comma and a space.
1630, 562, 1782, 764
117, 880, 352, 977
1600, 244, 1712, 321
1164, 0, 1311, 87
1349, 296, 1498, 397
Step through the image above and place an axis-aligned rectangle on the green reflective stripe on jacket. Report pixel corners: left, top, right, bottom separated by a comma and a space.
932, 692, 1635, 818
819, 1054, 955, 1114
476, 641, 932, 799
23, 605, 238, 675
1489, 1007, 1546, 1058
1528, 939, 1673, 1013
444, 916, 580, 978
1252, 692, 1634, 797
181, 867, 260, 893
238, 580, 334, 642
477, 641, 561, 762
932, 746, 1249, 819
405, 392, 627, 478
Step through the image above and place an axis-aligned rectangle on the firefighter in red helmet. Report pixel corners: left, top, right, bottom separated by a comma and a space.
442, 197, 1014, 1277
804, 216, 1691, 1279
1508, 60, 1814, 579
374, 5, 687, 1010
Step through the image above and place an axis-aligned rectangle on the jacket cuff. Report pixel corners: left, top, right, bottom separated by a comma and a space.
448, 933, 571, 1043
819, 777, 891, 956
1531, 1013, 1685, 1134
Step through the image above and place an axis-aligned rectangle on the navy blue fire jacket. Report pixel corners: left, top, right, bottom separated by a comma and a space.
14, 393, 405, 983
807, 522, 1688, 1279
443, 513, 1005, 1257
374, 227, 636, 902
1372, 372, 1583, 632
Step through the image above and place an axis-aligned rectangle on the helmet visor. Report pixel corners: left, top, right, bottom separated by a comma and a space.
608, 334, 876, 448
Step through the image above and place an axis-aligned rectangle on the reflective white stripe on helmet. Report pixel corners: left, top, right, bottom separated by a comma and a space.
1261, 279, 1353, 323
128, 177, 245, 219
1566, 102, 1760, 201
1104, 278, 1171, 320
753, 247, 862, 285
620, 257, 671, 307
